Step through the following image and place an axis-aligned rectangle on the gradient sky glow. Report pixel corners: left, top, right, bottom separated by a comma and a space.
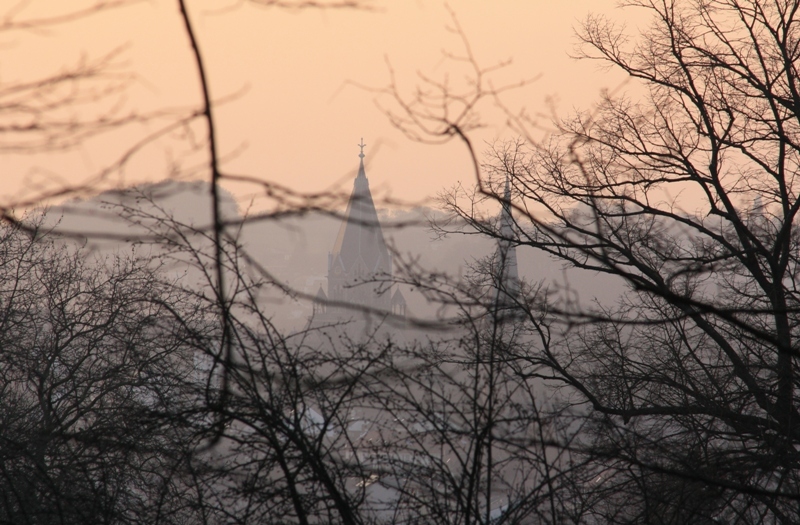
2, 0, 647, 211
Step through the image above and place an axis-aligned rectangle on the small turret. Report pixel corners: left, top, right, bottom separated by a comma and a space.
313, 286, 328, 315
391, 288, 407, 317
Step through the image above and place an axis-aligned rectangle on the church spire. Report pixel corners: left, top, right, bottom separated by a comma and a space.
326, 140, 393, 315
495, 174, 519, 307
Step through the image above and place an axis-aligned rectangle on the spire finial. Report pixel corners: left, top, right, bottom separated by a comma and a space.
358, 138, 366, 159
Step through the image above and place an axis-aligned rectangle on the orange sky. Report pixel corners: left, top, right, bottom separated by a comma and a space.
1, 0, 646, 212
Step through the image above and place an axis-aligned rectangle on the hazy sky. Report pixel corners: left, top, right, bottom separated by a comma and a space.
2, 0, 647, 211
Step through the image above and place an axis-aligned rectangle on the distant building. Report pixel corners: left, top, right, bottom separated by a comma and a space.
303, 144, 524, 524
494, 175, 520, 310
313, 140, 406, 321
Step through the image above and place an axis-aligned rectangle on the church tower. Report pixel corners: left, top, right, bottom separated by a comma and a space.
495, 175, 520, 307
317, 140, 401, 318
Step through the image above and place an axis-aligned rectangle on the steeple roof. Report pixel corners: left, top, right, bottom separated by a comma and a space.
496, 175, 519, 302
330, 141, 391, 277
391, 288, 406, 305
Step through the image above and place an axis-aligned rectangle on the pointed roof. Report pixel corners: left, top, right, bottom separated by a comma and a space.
496, 176, 519, 301
391, 287, 406, 306
330, 142, 391, 276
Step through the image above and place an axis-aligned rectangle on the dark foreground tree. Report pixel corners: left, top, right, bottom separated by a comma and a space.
386, 0, 800, 522
112, 199, 387, 525
0, 2, 432, 523
0, 2, 389, 522
111, 182, 584, 525
0, 219, 216, 525
358, 264, 580, 525
21, 0, 800, 522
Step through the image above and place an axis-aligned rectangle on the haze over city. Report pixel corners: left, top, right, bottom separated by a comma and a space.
3, 1, 799, 524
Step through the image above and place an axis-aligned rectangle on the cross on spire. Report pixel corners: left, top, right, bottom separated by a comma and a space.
358, 138, 366, 159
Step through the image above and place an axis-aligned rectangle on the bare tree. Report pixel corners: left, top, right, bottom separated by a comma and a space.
0, 218, 215, 525
1, 1, 391, 523
353, 259, 584, 525
385, 1, 800, 522
0, 1, 716, 523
